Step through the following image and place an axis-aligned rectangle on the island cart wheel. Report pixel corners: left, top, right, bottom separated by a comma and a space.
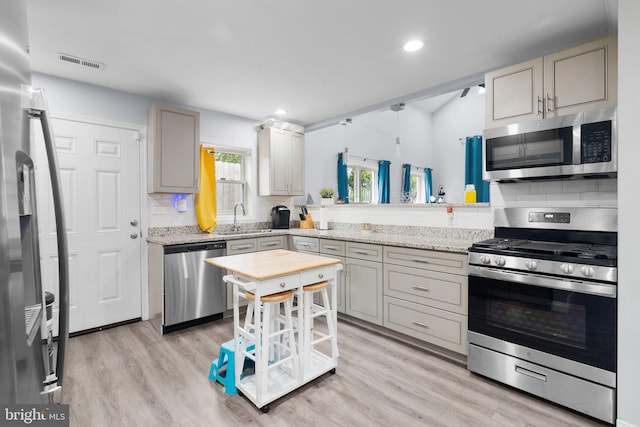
260, 405, 270, 413
330, 368, 336, 374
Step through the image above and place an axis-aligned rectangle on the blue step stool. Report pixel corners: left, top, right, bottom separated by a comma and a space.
208, 338, 255, 395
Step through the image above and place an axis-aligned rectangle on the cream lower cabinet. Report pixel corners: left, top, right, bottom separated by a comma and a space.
382, 246, 468, 355
225, 236, 286, 310
289, 236, 346, 312
319, 239, 346, 314
486, 36, 617, 128
289, 235, 319, 254
345, 242, 383, 325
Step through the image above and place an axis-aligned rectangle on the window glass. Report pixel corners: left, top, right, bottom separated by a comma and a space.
410, 171, 425, 203
347, 162, 377, 203
214, 151, 245, 213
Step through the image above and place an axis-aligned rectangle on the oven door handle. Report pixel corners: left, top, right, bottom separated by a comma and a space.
468, 266, 617, 298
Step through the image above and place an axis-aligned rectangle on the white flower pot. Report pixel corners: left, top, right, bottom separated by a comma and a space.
320, 198, 334, 206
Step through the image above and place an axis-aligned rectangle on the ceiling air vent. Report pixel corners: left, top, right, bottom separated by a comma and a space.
57, 53, 104, 70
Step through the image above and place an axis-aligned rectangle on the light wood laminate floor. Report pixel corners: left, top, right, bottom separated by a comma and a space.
60, 318, 607, 427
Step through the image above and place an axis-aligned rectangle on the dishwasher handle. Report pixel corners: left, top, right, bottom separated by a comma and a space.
164, 241, 227, 254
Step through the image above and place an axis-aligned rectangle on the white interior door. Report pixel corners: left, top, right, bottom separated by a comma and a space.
33, 118, 142, 334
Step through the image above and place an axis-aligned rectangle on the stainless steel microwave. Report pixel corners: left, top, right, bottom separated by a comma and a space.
483, 108, 617, 181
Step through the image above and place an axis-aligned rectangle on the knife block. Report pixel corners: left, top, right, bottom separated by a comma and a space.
300, 215, 314, 229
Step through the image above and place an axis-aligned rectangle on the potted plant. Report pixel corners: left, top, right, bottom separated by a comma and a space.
319, 187, 335, 205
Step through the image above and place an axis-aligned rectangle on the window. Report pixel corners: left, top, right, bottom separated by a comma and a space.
214, 149, 246, 214
347, 161, 377, 203
410, 170, 426, 203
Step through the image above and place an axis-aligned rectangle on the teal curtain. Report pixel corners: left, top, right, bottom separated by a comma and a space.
402, 164, 411, 202
337, 152, 349, 203
424, 168, 433, 203
378, 160, 390, 204
465, 135, 490, 202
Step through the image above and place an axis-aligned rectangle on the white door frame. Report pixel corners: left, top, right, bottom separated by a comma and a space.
49, 112, 150, 321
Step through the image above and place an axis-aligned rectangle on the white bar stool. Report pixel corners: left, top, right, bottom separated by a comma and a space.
242, 289, 299, 400
302, 281, 338, 371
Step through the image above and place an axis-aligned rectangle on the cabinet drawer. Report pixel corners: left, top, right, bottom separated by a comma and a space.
383, 264, 467, 315
300, 265, 337, 285
257, 236, 285, 251
346, 242, 382, 262
383, 246, 468, 275
252, 273, 301, 296
290, 236, 319, 253
226, 238, 257, 255
319, 239, 346, 256
384, 296, 467, 355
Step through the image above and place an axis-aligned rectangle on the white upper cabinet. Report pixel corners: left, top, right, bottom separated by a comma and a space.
147, 104, 200, 193
258, 126, 305, 196
486, 36, 617, 128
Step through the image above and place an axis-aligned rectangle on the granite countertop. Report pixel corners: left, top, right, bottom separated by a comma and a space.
147, 226, 491, 254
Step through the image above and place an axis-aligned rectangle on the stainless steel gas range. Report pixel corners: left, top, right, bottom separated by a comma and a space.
467, 207, 617, 424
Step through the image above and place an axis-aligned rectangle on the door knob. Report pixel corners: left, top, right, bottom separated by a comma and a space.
130, 233, 138, 239
130, 219, 138, 226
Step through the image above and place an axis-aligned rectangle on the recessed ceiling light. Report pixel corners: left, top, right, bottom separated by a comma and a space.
275, 109, 287, 115
403, 40, 424, 52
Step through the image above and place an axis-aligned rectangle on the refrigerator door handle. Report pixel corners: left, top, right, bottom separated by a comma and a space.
29, 89, 70, 394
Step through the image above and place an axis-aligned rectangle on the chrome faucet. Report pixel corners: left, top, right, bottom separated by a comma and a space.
233, 202, 246, 232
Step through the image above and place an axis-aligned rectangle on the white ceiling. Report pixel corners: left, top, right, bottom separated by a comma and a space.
25, 0, 617, 129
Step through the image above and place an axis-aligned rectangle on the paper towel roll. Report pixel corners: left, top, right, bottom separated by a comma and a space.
319, 207, 328, 230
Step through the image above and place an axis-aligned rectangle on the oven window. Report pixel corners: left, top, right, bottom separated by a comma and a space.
469, 276, 616, 372
487, 294, 586, 349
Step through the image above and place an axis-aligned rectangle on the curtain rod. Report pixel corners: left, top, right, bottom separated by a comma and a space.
339, 152, 381, 164
404, 164, 431, 172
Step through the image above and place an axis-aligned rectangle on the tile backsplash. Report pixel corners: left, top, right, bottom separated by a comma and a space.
491, 177, 617, 208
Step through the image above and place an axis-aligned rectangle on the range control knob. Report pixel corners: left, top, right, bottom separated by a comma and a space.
525, 260, 538, 271
581, 265, 595, 277
494, 256, 506, 267
479, 255, 491, 265
560, 263, 574, 274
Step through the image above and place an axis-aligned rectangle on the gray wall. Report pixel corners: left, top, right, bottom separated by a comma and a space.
617, 0, 640, 425
304, 90, 486, 204
304, 104, 433, 204
33, 73, 259, 144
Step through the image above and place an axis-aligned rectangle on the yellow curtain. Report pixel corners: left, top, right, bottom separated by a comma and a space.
195, 145, 217, 232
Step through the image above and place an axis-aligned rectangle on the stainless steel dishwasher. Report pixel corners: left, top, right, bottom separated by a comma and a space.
163, 241, 227, 332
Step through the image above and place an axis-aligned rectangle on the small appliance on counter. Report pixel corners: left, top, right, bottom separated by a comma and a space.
271, 205, 290, 229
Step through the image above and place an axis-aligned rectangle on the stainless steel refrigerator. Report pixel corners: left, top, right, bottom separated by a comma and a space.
1, 0, 70, 404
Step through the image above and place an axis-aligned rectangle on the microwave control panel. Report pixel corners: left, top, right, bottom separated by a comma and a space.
581, 120, 612, 163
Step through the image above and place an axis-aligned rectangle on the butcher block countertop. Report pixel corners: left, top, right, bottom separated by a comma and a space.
204, 249, 341, 281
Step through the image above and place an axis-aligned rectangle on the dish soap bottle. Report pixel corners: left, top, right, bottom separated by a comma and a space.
464, 184, 477, 204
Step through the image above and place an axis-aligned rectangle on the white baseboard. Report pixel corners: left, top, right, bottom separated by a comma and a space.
618, 419, 639, 427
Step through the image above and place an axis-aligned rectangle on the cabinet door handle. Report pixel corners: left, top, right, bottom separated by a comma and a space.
412, 285, 430, 292
412, 320, 429, 329
411, 258, 429, 264
537, 96, 543, 116
236, 245, 252, 250
263, 242, 278, 247
354, 250, 369, 255
324, 245, 339, 250
546, 93, 554, 112
280, 282, 286, 288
